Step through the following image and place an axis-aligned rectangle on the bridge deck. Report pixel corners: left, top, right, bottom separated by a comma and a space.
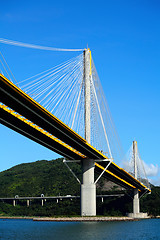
0, 74, 150, 195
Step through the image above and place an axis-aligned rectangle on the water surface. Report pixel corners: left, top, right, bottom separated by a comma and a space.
0, 218, 160, 240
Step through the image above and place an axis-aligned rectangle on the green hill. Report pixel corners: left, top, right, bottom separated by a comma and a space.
0, 158, 82, 216
0, 158, 81, 197
0, 158, 159, 217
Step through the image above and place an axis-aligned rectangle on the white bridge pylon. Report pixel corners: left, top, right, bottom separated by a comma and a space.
82, 49, 113, 216
65, 49, 114, 216
124, 141, 150, 218
81, 49, 96, 216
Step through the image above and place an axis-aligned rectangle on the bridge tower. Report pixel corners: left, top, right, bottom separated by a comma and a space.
81, 49, 96, 216
128, 141, 148, 218
133, 140, 140, 215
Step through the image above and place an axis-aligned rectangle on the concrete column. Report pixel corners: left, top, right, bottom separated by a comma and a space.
27, 200, 30, 207
81, 49, 96, 216
13, 200, 16, 206
133, 189, 139, 214
81, 159, 96, 216
133, 141, 140, 214
128, 141, 148, 218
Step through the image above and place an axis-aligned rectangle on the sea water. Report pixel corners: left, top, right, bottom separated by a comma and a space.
0, 218, 160, 240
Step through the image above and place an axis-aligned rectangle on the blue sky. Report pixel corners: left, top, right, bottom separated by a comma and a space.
0, 0, 160, 185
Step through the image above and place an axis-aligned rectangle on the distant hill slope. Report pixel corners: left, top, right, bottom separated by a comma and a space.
0, 158, 82, 198
0, 158, 121, 198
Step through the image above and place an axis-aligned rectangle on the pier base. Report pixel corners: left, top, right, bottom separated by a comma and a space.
128, 212, 148, 218
133, 188, 139, 214
81, 158, 96, 216
128, 188, 148, 218
81, 183, 96, 216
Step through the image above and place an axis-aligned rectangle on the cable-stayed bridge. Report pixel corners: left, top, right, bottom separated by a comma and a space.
0, 43, 151, 217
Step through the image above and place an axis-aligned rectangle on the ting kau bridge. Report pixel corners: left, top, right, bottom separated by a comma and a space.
0, 40, 151, 217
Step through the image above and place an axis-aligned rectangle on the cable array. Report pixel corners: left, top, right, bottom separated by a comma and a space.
19, 53, 85, 138
2, 51, 124, 164
123, 144, 150, 189
0, 51, 19, 85
0, 48, 125, 164
18, 52, 124, 163
89, 57, 124, 162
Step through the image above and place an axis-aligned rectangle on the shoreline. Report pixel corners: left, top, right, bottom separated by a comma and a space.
0, 216, 33, 220
0, 216, 157, 222
33, 216, 137, 222
0, 216, 139, 222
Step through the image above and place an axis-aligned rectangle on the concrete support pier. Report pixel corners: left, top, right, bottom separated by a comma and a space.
13, 200, 16, 206
81, 49, 96, 216
128, 141, 148, 218
133, 188, 139, 214
133, 141, 140, 216
27, 199, 30, 207
81, 159, 96, 216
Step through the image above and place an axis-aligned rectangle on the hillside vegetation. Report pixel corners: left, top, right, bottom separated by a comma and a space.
0, 158, 159, 217
0, 158, 81, 197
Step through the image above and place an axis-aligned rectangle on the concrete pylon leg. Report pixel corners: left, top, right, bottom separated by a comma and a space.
128, 141, 147, 218
133, 141, 140, 214
27, 200, 30, 207
133, 188, 139, 214
13, 200, 16, 206
81, 184, 96, 216
81, 49, 96, 216
81, 158, 96, 216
